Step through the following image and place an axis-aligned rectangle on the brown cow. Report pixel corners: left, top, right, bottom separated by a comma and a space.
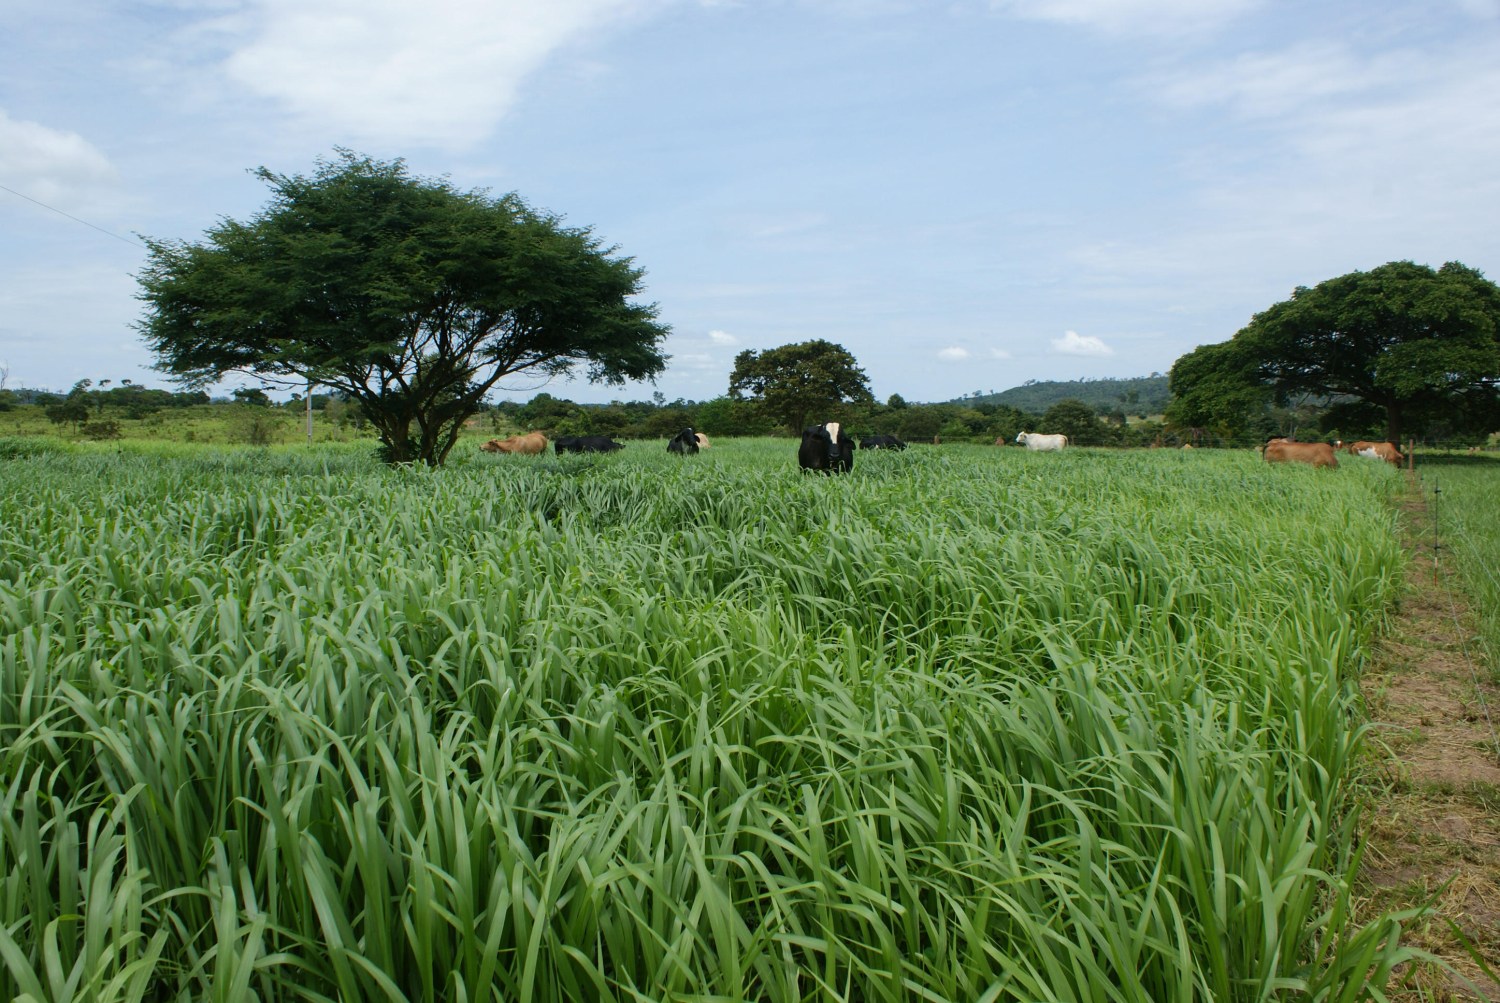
480, 431, 548, 455
1341, 440, 1404, 467
1263, 439, 1338, 468
694, 432, 711, 449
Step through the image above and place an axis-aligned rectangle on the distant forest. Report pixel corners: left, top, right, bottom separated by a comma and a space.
955, 376, 1171, 417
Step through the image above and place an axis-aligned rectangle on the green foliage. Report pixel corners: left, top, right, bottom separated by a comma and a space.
517, 392, 582, 430
1421, 457, 1500, 676
873, 400, 1034, 444
1166, 340, 1274, 439
230, 387, 272, 407
43, 381, 93, 432
974, 375, 1171, 415
43, 397, 89, 431
0, 442, 1426, 1001
728, 339, 874, 433
691, 395, 775, 437
80, 419, 122, 441
0, 435, 69, 459
1040, 397, 1106, 444
1172, 260, 1500, 442
230, 407, 281, 446
137, 149, 669, 466
894, 404, 942, 442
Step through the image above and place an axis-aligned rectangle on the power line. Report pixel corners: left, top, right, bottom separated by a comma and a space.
0, 182, 146, 249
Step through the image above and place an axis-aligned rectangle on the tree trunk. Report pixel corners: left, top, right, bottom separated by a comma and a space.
367, 409, 417, 464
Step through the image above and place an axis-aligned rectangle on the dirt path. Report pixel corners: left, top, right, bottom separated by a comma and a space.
1358, 478, 1500, 1000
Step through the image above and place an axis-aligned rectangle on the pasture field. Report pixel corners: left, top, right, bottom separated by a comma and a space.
0, 438, 1416, 1001
0, 403, 375, 448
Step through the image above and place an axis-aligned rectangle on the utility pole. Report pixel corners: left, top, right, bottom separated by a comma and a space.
306, 380, 313, 445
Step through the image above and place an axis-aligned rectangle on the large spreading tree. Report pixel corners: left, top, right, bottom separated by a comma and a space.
1170, 260, 1500, 443
1164, 339, 1273, 440
137, 150, 669, 465
727, 339, 874, 434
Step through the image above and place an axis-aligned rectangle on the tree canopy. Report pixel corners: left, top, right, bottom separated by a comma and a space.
1040, 398, 1106, 445
1169, 260, 1500, 442
136, 150, 669, 465
1164, 340, 1273, 440
727, 339, 874, 434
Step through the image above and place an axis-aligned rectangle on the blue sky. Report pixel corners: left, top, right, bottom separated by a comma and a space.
3, 0, 1499, 404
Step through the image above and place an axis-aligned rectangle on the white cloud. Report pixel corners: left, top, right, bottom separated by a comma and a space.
673, 351, 717, 370
1452, 0, 1500, 17
938, 346, 970, 361
1051, 330, 1113, 356
1128, 36, 1500, 276
1147, 42, 1419, 119
218, 0, 661, 149
992, 0, 1259, 35
707, 329, 738, 345
0, 109, 117, 211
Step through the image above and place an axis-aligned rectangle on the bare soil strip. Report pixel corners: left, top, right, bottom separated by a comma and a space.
1358, 479, 1500, 1001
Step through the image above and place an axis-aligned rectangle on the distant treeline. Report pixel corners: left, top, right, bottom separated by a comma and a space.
2, 383, 210, 417
10, 375, 1487, 449
4, 383, 1181, 448
958, 376, 1171, 417
482, 393, 1165, 447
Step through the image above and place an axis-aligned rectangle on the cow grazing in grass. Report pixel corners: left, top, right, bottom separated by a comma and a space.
1263, 438, 1338, 468
480, 431, 548, 455
667, 428, 700, 455
694, 432, 711, 449
1016, 431, 1068, 451
799, 422, 855, 474
860, 434, 907, 450
555, 435, 625, 454
1340, 440, 1404, 467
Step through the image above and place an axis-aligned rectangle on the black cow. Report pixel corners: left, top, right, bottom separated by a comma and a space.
666, 428, 700, 455
555, 435, 625, 454
859, 434, 907, 451
798, 422, 855, 474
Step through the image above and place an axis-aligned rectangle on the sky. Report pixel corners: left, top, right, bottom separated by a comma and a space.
3, 0, 1499, 405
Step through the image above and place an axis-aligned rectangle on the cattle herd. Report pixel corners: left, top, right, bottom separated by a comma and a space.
479, 427, 1408, 472
1261, 437, 1407, 469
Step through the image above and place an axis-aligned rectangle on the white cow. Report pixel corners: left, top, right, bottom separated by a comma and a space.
1015, 431, 1068, 451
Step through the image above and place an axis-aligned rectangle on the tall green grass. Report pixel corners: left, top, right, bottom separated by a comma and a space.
1416, 456, 1500, 679
0, 440, 1413, 1000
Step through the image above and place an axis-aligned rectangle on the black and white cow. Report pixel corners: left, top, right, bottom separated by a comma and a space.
798, 422, 855, 474
667, 428, 700, 455
555, 435, 625, 454
859, 434, 907, 451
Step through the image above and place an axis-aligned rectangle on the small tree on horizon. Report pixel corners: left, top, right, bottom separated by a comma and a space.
136, 150, 670, 466
1041, 398, 1105, 445
727, 339, 874, 434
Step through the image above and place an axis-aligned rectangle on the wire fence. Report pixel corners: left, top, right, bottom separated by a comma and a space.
1415, 468, 1500, 763
1169, 434, 1500, 453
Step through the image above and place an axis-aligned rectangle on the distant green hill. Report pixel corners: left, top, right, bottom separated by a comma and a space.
953, 376, 1170, 416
